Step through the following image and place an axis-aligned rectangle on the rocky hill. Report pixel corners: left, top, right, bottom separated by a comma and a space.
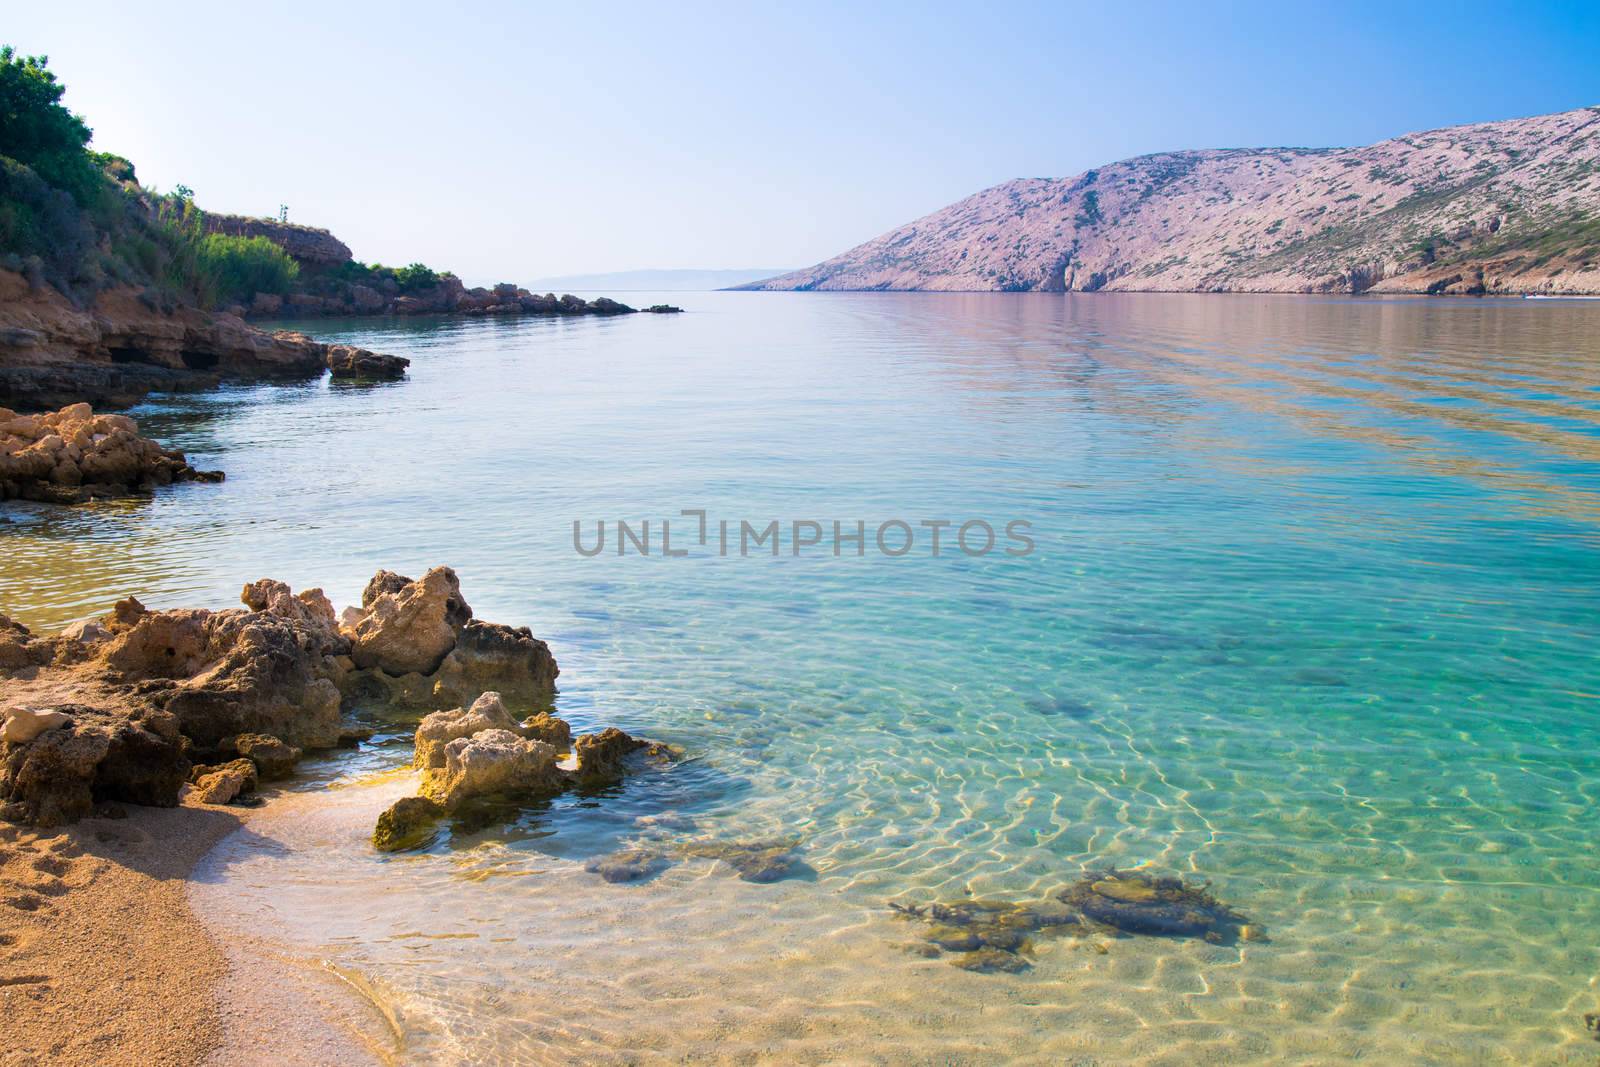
749, 107, 1600, 295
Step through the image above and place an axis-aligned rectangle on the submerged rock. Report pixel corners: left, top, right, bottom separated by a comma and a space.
0, 403, 223, 504
419, 729, 563, 811
372, 795, 445, 852
584, 848, 672, 883
891, 869, 1247, 973
1059, 870, 1248, 942
681, 837, 806, 883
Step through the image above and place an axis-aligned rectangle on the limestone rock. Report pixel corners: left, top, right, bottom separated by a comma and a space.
0, 705, 188, 826
0, 707, 72, 744
326, 345, 409, 380
412, 692, 524, 770
372, 795, 445, 852
572, 726, 651, 785
419, 729, 561, 811
345, 567, 470, 676
230, 733, 301, 780
520, 712, 571, 750
428, 621, 559, 707
189, 758, 258, 805
0, 404, 224, 504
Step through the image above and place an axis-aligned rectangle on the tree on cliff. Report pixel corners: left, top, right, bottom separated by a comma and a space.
0, 46, 97, 202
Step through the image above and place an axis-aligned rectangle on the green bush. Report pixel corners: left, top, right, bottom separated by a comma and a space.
194, 232, 299, 306
392, 261, 438, 292
0, 46, 97, 203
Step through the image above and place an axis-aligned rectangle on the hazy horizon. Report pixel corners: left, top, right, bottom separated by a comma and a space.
7, 1, 1597, 286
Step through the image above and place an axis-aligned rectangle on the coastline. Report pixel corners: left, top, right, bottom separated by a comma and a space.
0, 796, 384, 1067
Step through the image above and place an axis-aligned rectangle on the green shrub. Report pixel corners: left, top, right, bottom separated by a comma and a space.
392, 261, 438, 292
0, 46, 97, 203
194, 232, 299, 306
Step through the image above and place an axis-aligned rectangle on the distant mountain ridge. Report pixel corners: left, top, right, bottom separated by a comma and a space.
746, 107, 1600, 295
522, 268, 794, 291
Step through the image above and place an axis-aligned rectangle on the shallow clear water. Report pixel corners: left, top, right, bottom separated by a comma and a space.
4, 293, 1600, 1063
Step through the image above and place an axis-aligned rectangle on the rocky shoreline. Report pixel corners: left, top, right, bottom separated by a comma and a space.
0, 565, 669, 1061
0, 566, 665, 828
1, 402, 222, 504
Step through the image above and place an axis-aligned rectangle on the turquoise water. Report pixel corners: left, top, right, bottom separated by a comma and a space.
4, 293, 1600, 1063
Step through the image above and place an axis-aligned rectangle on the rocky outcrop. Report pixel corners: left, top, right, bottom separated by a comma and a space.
325, 345, 408, 381
0, 269, 409, 410
749, 106, 1600, 295
251, 277, 639, 321
346, 567, 467, 676
188, 758, 258, 805
203, 215, 353, 267
0, 402, 223, 504
339, 568, 558, 708
0, 568, 577, 827
413, 692, 527, 770
419, 729, 563, 810
572, 726, 651, 785
0, 704, 187, 826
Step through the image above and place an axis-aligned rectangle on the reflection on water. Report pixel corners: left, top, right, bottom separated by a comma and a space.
7, 293, 1600, 1063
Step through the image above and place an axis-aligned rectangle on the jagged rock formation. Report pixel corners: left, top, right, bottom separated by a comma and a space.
373, 693, 667, 851
339, 567, 559, 710
1, 402, 222, 503
0, 567, 564, 826
203, 215, 353, 267
0, 268, 384, 409
749, 106, 1600, 295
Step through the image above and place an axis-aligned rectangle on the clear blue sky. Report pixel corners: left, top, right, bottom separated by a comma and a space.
9, 1, 1597, 285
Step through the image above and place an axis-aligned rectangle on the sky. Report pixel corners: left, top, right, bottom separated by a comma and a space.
8, 1, 1598, 285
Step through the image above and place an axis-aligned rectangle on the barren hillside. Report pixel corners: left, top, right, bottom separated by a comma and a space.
749, 107, 1600, 295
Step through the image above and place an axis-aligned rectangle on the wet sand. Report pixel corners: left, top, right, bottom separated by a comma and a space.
0, 799, 385, 1067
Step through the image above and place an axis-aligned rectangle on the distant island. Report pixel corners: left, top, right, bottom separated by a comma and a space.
745, 107, 1600, 295
522, 268, 796, 292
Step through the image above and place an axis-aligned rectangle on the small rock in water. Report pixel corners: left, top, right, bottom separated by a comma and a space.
1290, 667, 1348, 687
188, 759, 258, 805
373, 796, 446, 852
584, 849, 671, 884
1059, 869, 1250, 942
950, 948, 1030, 974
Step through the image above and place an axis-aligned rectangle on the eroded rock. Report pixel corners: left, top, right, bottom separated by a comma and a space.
0, 705, 187, 826
326, 345, 409, 380
0, 403, 223, 504
189, 758, 258, 805
345, 567, 468, 676
372, 795, 445, 852
419, 729, 562, 811
229, 733, 301, 780
413, 692, 526, 770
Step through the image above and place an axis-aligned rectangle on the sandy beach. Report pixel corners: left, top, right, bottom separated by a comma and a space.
0, 797, 386, 1067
